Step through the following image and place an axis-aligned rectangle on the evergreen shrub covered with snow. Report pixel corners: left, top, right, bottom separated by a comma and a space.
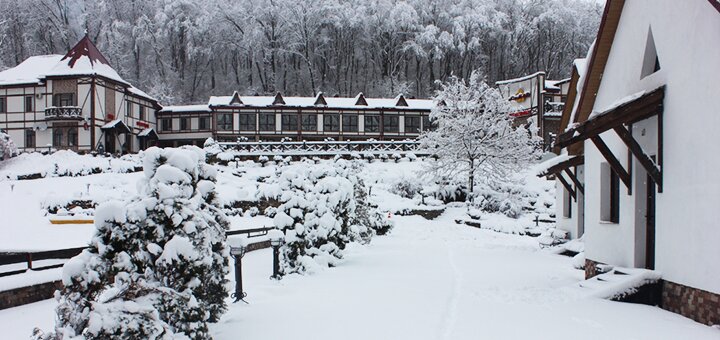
38, 146, 229, 340
266, 159, 390, 275
0, 130, 18, 160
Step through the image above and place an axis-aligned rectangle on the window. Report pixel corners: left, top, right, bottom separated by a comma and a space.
52, 124, 78, 148
405, 116, 420, 133
324, 114, 340, 132
641, 27, 661, 79
25, 96, 33, 112
0, 97, 5, 113
342, 114, 358, 132
383, 115, 399, 133
139, 106, 146, 121
301, 114, 317, 131
161, 118, 172, 131
563, 186, 572, 218
217, 113, 233, 131
364, 115, 380, 133
199, 116, 210, 131
259, 113, 276, 131
422, 116, 433, 131
600, 163, 620, 223
239, 113, 256, 131
126, 102, 132, 116
25, 129, 36, 148
53, 93, 75, 107
282, 114, 297, 131
180, 117, 189, 131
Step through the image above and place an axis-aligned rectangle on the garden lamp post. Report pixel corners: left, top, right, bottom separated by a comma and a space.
267, 229, 285, 280
228, 237, 248, 303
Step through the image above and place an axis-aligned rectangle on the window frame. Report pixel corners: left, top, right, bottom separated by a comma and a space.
404, 115, 420, 133
161, 118, 173, 132
301, 114, 317, 132
259, 112, 276, 131
383, 115, 399, 133
364, 115, 380, 133
281, 114, 298, 131
239, 113, 256, 131
25, 129, 36, 148
179, 117, 190, 131
25, 96, 33, 112
199, 116, 211, 131
324, 114, 340, 132
342, 114, 358, 132
216, 113, 233, 131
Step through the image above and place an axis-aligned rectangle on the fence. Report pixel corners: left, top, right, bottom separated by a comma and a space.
217, 140, 429, 157
0, 227, 275, 278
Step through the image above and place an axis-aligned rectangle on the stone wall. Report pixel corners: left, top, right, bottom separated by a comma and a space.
662, 280, 720, 326
0, 281, 62, 310
584, 258, 601, 279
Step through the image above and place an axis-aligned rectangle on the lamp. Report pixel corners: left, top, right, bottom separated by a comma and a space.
267, 229, 285, 280
228, 237, 249, 303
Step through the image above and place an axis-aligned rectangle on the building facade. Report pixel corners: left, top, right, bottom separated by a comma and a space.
547, 0, 720, 326
156, 92, 433, 147
0, 36, 159, 154
496, 72, 570, 151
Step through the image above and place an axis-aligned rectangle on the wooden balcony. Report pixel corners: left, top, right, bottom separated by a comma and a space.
44, 106, 83, 120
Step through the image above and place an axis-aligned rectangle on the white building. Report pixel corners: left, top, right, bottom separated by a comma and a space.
548, 0, 720, 325
0, 35, 159, 154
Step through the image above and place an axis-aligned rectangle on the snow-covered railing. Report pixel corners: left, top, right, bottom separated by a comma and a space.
44, 106, 83, 120
217, 139, 429, 156
0, 247, 86, 277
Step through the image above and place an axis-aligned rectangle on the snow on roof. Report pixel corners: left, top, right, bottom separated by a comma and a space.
138, 128, 157, 137
495, 71, 546, 85
206, 95, 434, 110
101, 119, 124, 129
545, 80, 562, 91
534, 153, 571, 176
0, 36, 156, 103
588, 90, 647, 120
127, 86, 157, 102
566, 45, 594, 131
160, 105, 212, 113
0, 55, 63, 86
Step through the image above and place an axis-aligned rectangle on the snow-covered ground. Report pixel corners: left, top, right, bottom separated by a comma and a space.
2, 208, 717, 339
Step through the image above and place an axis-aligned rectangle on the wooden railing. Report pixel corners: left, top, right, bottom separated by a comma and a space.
44, 106, 83, 120
0, 228, 275, 278
218, 139, 428, 156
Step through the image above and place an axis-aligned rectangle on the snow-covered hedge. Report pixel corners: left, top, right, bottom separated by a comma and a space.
0, 150, 140, 180
37, 146, 230, 339
268, 160, 391, 275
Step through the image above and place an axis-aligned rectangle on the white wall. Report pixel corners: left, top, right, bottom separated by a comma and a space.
555, 165, 585, 239
583, 0, 720, 294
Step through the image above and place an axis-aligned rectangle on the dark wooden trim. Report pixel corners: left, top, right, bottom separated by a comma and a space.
557, 86, 664, 149
591, 136, 631, 192
613, 125, 662, 191
557, 173, 576, 200
708, 0, 720, 13
564, 168, 585, 195
540, 155, 585, 176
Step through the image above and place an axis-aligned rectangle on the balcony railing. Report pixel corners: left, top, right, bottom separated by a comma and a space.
45, 106, 83, 120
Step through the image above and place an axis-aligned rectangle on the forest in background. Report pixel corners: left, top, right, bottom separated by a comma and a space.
0, 0, 601, 104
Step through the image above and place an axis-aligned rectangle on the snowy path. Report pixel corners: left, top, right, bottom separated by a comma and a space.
1, 209, 717, 339
211, 209, 718, 340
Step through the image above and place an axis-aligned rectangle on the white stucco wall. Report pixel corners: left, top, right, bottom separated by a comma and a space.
583, 0, 720, 294
555, 165, 585, 239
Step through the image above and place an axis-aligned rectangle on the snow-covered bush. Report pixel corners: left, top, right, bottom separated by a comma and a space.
391, 153, 402, 163
271, 165, 357, 274
39, 146, 229, 339
390, 176, 423, 199
405, 153, 417, 162
0, 130, 18, 161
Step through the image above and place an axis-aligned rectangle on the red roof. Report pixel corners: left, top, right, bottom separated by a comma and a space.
61, 34, 111, 68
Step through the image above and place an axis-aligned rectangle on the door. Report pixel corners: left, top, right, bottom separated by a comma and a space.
645, 174, 656, 270
105, 132, 116, 154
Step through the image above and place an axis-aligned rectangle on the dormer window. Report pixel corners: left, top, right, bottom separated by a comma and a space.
641, 27, 661, 79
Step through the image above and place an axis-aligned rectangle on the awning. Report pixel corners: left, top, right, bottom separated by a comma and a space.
556, 86, 664, 192
101, 119, 131, 134
138, 128, 158, 139
536, 154, 585, 200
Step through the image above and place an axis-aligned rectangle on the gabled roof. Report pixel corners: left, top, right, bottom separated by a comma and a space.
206, 93, 434, 110
570, 0, 626, 128
314, 92, 327, 106
272, 93, 285, 105
354, 93, 368, 106
0, 55, 63, 86
395, 94, 409, 107
45, 35, 129, 86
230, 91, 243, 105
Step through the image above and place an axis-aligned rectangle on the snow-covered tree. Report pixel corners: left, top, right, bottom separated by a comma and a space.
419, 71, 540, 197
37, 146, 229, 339
271, 163, 356, 274
0, 130, 18, 160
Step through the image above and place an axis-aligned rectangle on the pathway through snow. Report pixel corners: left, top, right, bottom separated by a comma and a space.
0, 209, 717, 339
